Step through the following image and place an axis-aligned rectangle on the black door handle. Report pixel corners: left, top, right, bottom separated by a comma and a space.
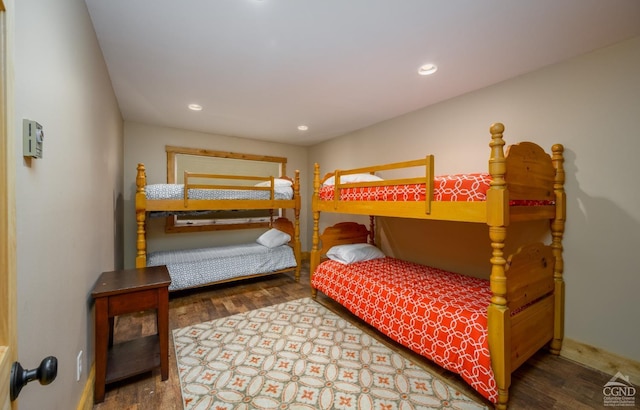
10, 356, 58, 401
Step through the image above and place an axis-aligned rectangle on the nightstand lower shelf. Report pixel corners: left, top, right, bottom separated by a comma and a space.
106, 335, 161, 384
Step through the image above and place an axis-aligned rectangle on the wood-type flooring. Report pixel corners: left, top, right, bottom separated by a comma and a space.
92, 263, 618, 410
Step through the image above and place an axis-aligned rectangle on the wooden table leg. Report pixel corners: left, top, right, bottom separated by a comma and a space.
94, 298, 109, 403
108, 317, 114, 347
158, 287, 169, 380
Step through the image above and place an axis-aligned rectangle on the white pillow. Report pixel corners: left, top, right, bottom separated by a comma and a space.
326, 243, 385, 264
322, 173, 383, 186
254, 178, 293, 188
256, 228, 291, 248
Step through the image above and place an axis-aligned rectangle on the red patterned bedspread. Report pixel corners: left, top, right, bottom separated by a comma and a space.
312, 257, 498, 403
319, 172, 553, 206
320, 173, 491, 202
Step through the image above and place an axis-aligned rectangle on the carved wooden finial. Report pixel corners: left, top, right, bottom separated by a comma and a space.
136, 163, 146, 193
490, 122, 505, 136
294, 169, 300, 192
313, 163, 321, 196
488, 123, 506, 189
552, 144, 564, 155
551, 144, 565, 188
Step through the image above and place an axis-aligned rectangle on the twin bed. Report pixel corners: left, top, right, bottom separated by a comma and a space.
309, 123, 566, 409
135, 164, 302, 291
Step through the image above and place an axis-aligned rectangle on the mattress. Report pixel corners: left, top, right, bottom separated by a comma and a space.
311, 257, 498, 403
145, 184, 294, 201
320, 173, 553, 205
147, 242, 296, 291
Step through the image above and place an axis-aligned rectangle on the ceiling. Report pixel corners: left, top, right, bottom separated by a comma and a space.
85, 0, 640, 146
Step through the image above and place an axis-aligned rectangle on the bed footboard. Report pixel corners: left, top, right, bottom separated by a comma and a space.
511, 294, 554, 371
507, 242, 556, 373
489, 242, 557, 408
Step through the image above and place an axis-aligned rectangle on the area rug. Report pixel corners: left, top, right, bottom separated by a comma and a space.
173, 297, 488, 409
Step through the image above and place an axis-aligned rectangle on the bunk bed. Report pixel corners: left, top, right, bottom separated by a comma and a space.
135, 164, 302, 291
309, 123, 566, 409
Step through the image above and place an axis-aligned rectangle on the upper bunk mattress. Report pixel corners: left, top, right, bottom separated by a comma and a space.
145, 184, 294, 201
320, 172, 552, 205
311, 256, 498, 403
147, 243, 296, 291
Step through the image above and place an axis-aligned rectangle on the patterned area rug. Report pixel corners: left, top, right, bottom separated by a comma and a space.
173, 297, 487, 409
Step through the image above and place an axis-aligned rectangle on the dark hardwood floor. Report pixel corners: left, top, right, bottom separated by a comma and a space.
92, 263, 618, 410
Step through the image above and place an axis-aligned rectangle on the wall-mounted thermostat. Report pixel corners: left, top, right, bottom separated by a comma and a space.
23, 119, 44, 158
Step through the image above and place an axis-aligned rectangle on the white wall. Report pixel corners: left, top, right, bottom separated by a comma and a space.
308, 36, 640, 363
123, 121, 309, 268
13, 0, 123, 408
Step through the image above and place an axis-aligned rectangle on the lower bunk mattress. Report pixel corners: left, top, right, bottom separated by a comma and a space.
147, 243, 296, 291
312, 256, 498, 403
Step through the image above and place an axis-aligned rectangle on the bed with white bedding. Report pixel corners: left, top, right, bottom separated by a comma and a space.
147, 242, 297, 291
135, 164, 302, 284
144, 183, 294, 201
144, 217, 299, 291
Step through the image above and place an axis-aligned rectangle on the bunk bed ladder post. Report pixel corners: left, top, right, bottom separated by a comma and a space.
270, 176, 275, 200
369, 216, 376, 246
310, 163, 322, 298
293, 170, 301, 282
135, 163, 147, 268
183, 170, 189, 208
332, 169, 341, 210
425, 155, 434, 215
486, 123, 511, 409
550, 144, 566, 354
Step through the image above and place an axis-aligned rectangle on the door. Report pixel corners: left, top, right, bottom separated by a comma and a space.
0, 1, 17, 409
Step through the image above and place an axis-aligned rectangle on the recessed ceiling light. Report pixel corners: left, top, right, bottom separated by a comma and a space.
297, 125, 308, 131
188, 103, 203, 111
418, 64, 438, 76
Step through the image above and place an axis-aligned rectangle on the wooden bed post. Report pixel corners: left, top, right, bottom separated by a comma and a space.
550, 144, 566, 354
486, 123, 511, 409
310, 163, 321, 298
369, 216, 376, 246
293, 169, 301, 282
135, 163, 147, 268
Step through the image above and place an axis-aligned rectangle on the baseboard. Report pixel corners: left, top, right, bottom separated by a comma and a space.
301, 251, 310, 262
76, 364, 94, 410
561, 338, 640, 384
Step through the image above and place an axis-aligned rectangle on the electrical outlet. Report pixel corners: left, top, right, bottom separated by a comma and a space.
76, 350, 83, 381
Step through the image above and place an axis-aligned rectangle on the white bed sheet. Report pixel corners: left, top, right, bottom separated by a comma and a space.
145, 184, 293, 201
147, 242, 296, 291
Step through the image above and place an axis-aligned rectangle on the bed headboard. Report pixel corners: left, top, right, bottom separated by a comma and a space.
317, 222, 370, 256
504, 142, 556, 202
272, 217, 295, 244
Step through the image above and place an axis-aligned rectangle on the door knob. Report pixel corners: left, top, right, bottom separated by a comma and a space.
10, 356, 58, 401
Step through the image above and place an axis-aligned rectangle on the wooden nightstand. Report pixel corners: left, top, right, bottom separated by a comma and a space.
91, 265, 171, 403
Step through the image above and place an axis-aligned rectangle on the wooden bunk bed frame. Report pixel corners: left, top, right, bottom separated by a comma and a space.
309, 123, 566, 409
135, 164, 302, 282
